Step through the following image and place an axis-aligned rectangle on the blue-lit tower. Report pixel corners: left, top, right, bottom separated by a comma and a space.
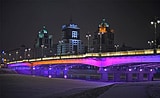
57, 23, 84, 55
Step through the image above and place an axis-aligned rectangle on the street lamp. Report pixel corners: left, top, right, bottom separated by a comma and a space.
9, 53, 11, 62
114, 44, 119, 52
25, 49, 27, 59
98, 19, 107, 53
147, 40, 154, 49
16, 51, 19, 61
41, 45, 44, 58
59, 40, 63, 59
151, 17, 160, 53
28, 48, 31, 58
86, 34, 91, 53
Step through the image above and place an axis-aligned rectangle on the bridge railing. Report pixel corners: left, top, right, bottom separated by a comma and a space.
7, 49, 160, 64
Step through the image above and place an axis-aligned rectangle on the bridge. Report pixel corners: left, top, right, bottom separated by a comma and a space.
7, 49, 160, 82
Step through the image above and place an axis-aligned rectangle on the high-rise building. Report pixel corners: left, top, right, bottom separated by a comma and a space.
57, 23, 84, 55
34, 26, 54, 57
92, 19, 114, 52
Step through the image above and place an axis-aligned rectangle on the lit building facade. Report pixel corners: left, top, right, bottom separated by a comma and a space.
93, 19, 114, 52
57, 23, 84, 55
34, 26, 54, 57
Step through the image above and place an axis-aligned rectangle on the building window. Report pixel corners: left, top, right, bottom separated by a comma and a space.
72, 31, 78, 38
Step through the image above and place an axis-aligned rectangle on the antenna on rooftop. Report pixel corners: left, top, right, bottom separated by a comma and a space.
69, 0, 73, 24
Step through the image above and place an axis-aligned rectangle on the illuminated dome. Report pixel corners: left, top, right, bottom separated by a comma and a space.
99, 19, 109, 28
39, 26, 48, 34
38, 26, 48, 38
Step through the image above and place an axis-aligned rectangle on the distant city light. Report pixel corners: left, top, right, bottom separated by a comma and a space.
1, 50, 4, 54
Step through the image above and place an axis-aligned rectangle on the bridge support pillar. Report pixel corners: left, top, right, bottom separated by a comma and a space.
148, 73, 154, 81
98, 67, 108, 81
138, 73, 144, 81
101, 73, 108, 81
114, 73, 120, 82
126, 73, 132, 82
55, 68, 61, 77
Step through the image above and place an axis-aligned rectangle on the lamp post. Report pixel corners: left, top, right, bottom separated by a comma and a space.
25, 49, 27, 59
59, 40, 63, 59
147, 40, 154, 49
114, 44, 119, 52
98, 19, 107, 54
9, 53, 11, 62
151, 17, 160, 54
98, 32, 104, 53
16, 51, 18, 61
41, 45, 44, 59
28, 48, 31, 59
86, 34, 91, 53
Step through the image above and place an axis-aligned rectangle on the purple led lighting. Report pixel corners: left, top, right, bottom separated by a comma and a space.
48, 75, 52, 78
8, 55, 160, 68
8, 62, 31, 67
150, 69, 153, 72
129, 69, 132, 71
140, 69, 142, 71
104, 68, 107, 71
80, 55, 160, 67
49, 68, 52, 70
64, 68, 67, 70
64, 75, 67, 79
33, 67, 35, 70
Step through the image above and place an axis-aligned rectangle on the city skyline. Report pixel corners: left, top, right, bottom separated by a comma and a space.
1, 0, 160, 51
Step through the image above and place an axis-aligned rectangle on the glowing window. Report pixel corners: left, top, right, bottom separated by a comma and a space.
72, 31, 78, 38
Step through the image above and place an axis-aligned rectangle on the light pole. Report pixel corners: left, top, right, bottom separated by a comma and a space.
28, 48, 31, 59
151, 17, 160, 53
114, 44, 119, 52
86, 34, 91, 53
25, 49, 27, 59
41, 45, 44, 58
9, 53, 11, 62
16, 51, 18, 61
98, 32, 104, 53
147, 40, 154, 49
59, 40, 63, 59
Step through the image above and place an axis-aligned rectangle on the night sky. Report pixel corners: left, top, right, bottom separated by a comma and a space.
0, 0, 160, 51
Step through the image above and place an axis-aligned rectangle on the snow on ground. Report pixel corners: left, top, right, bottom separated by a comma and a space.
0, 74, 113, 98
1, 69, 160, 98
0, 68, 17, 74
98, 81, 160, 98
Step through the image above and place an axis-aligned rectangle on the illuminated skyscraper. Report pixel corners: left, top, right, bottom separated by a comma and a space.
93, 19, 114, 52
57, 23, 84, 55
35, 26, 54, 57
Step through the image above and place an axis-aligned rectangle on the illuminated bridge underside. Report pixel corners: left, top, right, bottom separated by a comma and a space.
9, 55, 160, 68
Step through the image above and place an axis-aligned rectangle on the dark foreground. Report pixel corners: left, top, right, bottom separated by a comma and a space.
0, 74, 113, 98
1, 69, 160, 98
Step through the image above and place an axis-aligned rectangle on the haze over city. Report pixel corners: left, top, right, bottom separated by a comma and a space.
0, 0, 160, 51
